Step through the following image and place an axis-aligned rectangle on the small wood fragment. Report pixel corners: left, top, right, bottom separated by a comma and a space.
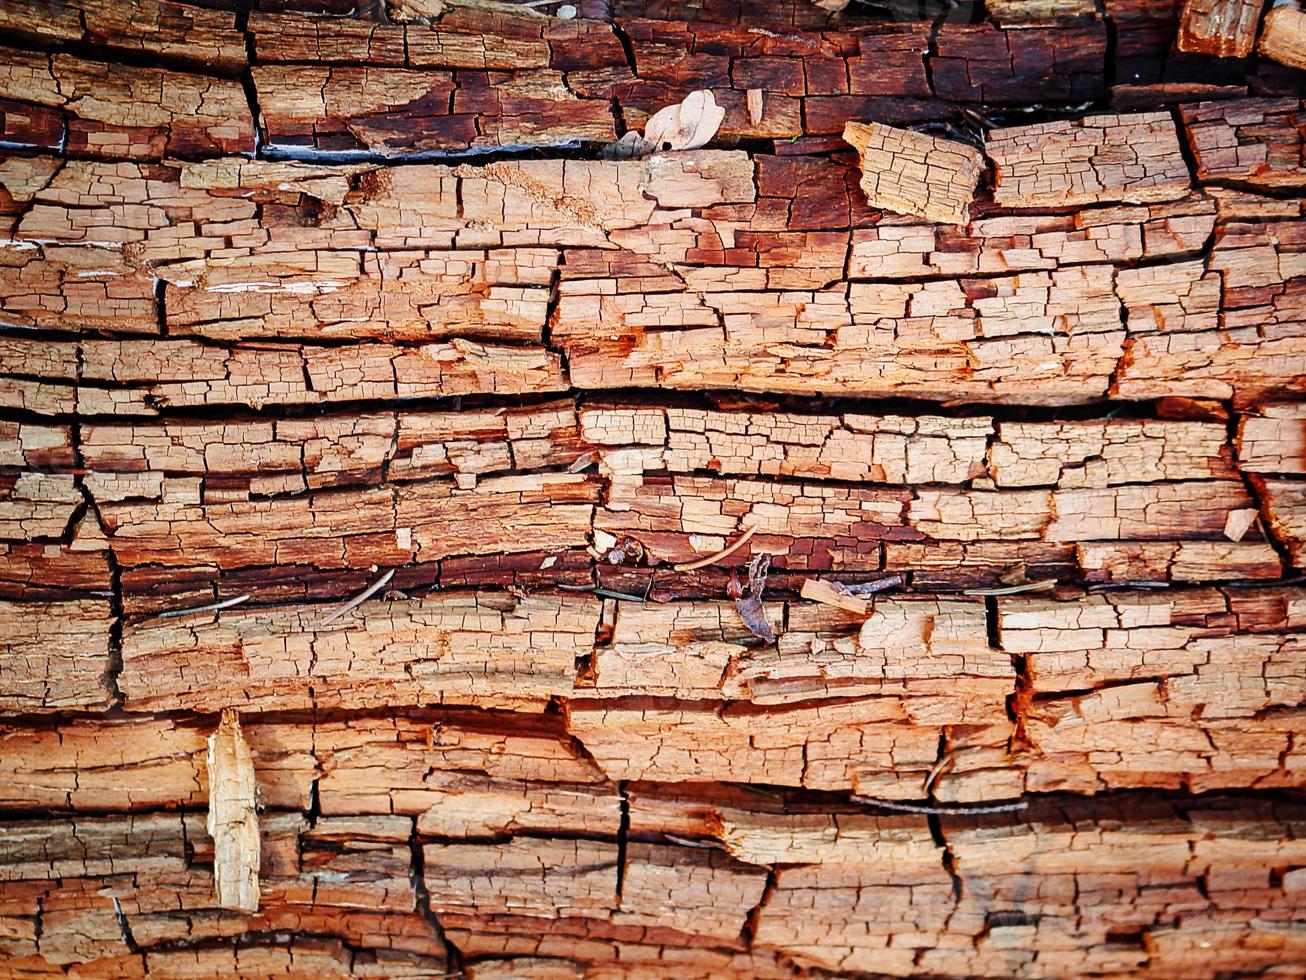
843, 121, 984, 225
1259, 2, 1306, 70
801, 578, 870, 615
1223, 507, 1259, 542
206, 709, 259, 913
1177, 0, 1264, 58
747, 89, 764, 125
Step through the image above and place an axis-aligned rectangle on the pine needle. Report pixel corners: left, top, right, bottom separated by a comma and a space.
158, 594, 251, 619
321, 570, 394, 625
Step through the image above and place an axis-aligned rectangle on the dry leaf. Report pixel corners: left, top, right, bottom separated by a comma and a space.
603, 90, 725, 160
601, 130, 652, 160
207, 709, 260, 912
644, 89, 725, 153
735, 553, 777, 643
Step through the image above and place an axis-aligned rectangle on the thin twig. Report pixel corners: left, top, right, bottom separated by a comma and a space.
673, 523, 759, 572
853, 795, 1029, 815
593, 587, 648, 602
321, 570, 394, 626
158, 594, 251, 619
963, 579, 1057, 596
1086, 580, 1172, 592
557, 582, 598, 592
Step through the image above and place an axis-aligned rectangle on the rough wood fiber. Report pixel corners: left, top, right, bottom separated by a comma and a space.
2, 1, 1306, 976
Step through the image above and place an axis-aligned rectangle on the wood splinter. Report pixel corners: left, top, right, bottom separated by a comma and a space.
843, 120, 985, 226
206, 709, 260, 913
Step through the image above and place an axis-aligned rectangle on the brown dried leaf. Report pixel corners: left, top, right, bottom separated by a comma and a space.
735, 554, 777, 643
644, 89, 725, 153
207, 709, 260, 912
602, 90, 725, 159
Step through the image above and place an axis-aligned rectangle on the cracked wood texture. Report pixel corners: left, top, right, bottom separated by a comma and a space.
1, 0, 1305, 976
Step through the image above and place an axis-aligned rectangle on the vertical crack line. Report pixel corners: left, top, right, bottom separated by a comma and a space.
994, 594, 1032, 752
409, 817, 465, 977
68, 347, 125, 708
614, 778, 630, 904
236, 9, 264, 159
111, 895, 142, 954
739, 866, 777, 950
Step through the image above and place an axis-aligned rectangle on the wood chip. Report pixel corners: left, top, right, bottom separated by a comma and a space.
206, 709, 259, 913
747, 88, 764, 125
801, 578, 870, 615
1223, 507, 1259, 542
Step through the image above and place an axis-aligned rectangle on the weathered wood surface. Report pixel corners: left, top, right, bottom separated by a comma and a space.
2, 0, 1306, 976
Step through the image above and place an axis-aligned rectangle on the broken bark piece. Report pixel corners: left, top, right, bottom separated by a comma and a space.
1179, 98, 1306, 188
1178, 0, 1264, 57
842, 121, 983, 225
1259, 2, 1306, 71
206, 710, 260, 913
1254, 478, 1306, 566
931, 20, 1106, 103
996, 587, 1306, 795
987, 112, 1191, 208
733, 553, 777, 643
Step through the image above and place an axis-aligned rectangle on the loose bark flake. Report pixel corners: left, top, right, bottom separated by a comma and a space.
843, 121, 984, 225
206, 709, 260, 913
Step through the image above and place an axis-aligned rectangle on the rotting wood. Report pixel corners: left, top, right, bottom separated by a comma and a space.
1259, 0, 1306, 70
4, 1, 1306, 975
